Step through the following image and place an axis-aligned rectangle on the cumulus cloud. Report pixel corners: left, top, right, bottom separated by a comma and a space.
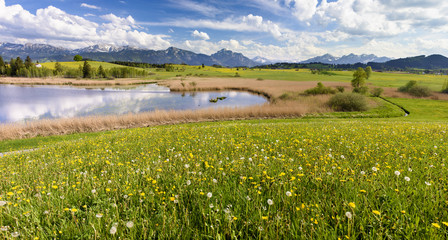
0, 1, 170, 49
192, 30, 210, 40
285, 0, 318, 22
81, 3, 101, 10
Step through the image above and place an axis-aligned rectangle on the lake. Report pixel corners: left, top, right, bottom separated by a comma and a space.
0, 84, 267, 124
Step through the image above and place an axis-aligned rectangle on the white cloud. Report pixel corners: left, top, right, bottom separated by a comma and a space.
81, 3, 101, 10
168, 0, 219, 17
286, 0, 318, 22
0, 1, 171, 49
192, 30, 210, 40
148, 14, 285, 39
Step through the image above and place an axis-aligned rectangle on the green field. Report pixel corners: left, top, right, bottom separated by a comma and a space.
40, 62, 448, 91
1, 66, 448, 238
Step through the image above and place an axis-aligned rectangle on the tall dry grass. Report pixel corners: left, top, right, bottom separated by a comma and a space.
0, 97, 331, 141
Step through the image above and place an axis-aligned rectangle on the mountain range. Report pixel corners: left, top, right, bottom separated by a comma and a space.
0, 42, 259, 67
301, 53, 391, 64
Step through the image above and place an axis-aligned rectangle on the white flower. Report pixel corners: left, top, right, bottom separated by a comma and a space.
394, 171, 400, 176
286, 191, 292, 197
126, 221, 134, 228
408, 168, 412, 172
96, 213, 103, 218
184, 164, 190, 168
0, 226, 8, 231
246, 196, 251, 201
91, 189, 96, 194
340, 155, 345, 159
186, 180, 191, 185
372, 167, 377, 172
109, 226, 117, 235
267, 199, 274, 205
327, 172, 332, 175
0, 201, 6, 206
404, 176, 410, 182
11, 232, 20, 238
360, 171, 365, 175
298, 167, 303, 171
425, 181, 432, 186
209, 204, 214, 209
345, 212, 352, 219
44, 210, 50, 215
213, 179, 218, 184
207, 192, 213, 198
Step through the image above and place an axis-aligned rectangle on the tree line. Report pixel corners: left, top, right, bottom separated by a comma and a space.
0, 55, 150, 79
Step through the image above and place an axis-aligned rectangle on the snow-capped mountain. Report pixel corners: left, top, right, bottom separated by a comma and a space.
302, 53, 391, 64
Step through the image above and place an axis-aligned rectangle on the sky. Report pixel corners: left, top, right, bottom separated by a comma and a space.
0, 0, 447, 61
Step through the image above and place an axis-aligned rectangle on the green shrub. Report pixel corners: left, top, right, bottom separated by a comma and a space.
304, 82, 336, 95
408, 85, 432, 97
328, 93, 369, 112
398, 80, 431, 97
371, 87, 384, 97
336, 86, 345, 93
353, 86, 369, 94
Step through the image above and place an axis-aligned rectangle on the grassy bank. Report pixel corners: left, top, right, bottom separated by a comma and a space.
0, 120, 447, 239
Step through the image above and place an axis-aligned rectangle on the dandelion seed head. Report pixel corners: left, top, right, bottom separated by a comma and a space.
207, 192, 212, 198
404, 176, 410, 181
126, 221, 134, 228
286, 191, 292, 197
360, 171, 365, 175
267, 199, 274, 205
109, 226, 117, 235
345, 212, 352, 219
96, 213, 103, 218
372, 167, 377, 172
0, 201, 6, 206
394, 171, 400, 176
186, 180, 191, 185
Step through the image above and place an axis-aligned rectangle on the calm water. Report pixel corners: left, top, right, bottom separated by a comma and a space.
0, 84, 267, 123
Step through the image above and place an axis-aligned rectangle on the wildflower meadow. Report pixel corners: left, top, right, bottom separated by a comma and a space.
0, 120, 447, 239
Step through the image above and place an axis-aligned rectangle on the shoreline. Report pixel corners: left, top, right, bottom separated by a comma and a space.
0, 77, 338, 140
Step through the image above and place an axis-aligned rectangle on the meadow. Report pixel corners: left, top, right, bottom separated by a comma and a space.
1, 119, 447, 239
1, 63, 448, 239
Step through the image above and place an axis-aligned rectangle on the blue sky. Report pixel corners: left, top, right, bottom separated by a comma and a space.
1, 0, 448, 61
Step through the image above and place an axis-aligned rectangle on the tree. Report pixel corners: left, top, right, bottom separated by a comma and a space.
97, 65, 107, 78
54, 62, 63, 75
82, 61, 92, 78
0, 56, 5, 75
25, 56, 33, 69
352, 67, 367, 88
74, 55, 83, 61
365, 66, 372, 79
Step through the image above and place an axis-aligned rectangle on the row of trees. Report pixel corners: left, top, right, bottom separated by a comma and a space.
0, 55, 150, 79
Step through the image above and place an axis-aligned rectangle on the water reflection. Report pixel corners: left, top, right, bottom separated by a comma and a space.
0, 84, 267, 123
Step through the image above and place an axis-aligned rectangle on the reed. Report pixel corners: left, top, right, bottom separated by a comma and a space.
0, 98, 331, 141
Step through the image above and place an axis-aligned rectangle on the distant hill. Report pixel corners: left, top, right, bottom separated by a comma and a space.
369, 55, 448, 70
302, 53, 391, 64
0, 42, 258, 67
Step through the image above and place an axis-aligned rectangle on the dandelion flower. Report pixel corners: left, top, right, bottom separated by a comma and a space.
394, 171, 400, 176
348, 202, 356, 209
345, 212, 352, 219
262, 216, 268, 220
432, 223, 441, 229
267, 199, 274, 205
126, 221, 134, 228
404, 176, 410, 182
286, 191, 292, 197
442, 222, 448, 227
372, 210, 381, 215
207, 192, 212, 198
110, 226, 117, 235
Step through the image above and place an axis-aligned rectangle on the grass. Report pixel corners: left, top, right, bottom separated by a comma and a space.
0, 119, 447, 239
